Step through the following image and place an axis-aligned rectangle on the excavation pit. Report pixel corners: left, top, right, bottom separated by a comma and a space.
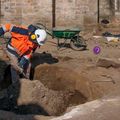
0, 53, 103, 116
31, 64, 103, 116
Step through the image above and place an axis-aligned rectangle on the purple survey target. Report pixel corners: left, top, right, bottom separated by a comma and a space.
93, 46, 101, 54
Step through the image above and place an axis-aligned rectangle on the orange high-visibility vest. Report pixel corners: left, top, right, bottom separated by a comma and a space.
1, 23, 38, 58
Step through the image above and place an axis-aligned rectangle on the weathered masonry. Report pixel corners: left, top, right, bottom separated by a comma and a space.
0, 0, 119, 27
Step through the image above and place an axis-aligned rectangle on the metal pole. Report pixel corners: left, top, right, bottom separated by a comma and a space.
97, 0, 100, 23
52, 0, 56, 28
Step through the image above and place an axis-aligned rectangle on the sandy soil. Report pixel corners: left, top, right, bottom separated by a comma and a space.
36, 27, 120, 99
0, 25, 120, 119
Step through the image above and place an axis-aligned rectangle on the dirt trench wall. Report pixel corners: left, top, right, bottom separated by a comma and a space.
33, 64, 102, 100
0, 46, 10, 90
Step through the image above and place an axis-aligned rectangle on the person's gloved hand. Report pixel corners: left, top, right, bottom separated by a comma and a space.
19, 57, 29, 69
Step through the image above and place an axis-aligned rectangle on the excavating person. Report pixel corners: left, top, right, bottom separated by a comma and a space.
0, 23, 47, 79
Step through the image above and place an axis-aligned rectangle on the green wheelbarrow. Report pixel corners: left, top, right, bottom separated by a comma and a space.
35, 23, 87, 51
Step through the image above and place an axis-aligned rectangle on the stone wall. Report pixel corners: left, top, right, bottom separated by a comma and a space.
56, 0, 97, 27
22, 0, 52, 27
0, 0, 22, 25
0, 0, 52, 27
0, 0, 116, 27
100, 0, 115, 19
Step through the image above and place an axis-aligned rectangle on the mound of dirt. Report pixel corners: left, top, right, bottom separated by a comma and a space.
17, 79, 74, 116
0, 78, 87, 116
96, 57, 120, 68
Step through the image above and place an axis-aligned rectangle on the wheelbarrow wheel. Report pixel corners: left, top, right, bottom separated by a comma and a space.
70, 36, 87, 51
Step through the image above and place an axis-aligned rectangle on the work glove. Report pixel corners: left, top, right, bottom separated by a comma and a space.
19, 57, 29, 70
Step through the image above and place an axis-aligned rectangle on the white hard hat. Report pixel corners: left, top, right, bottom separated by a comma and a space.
34, 29, 47, 45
